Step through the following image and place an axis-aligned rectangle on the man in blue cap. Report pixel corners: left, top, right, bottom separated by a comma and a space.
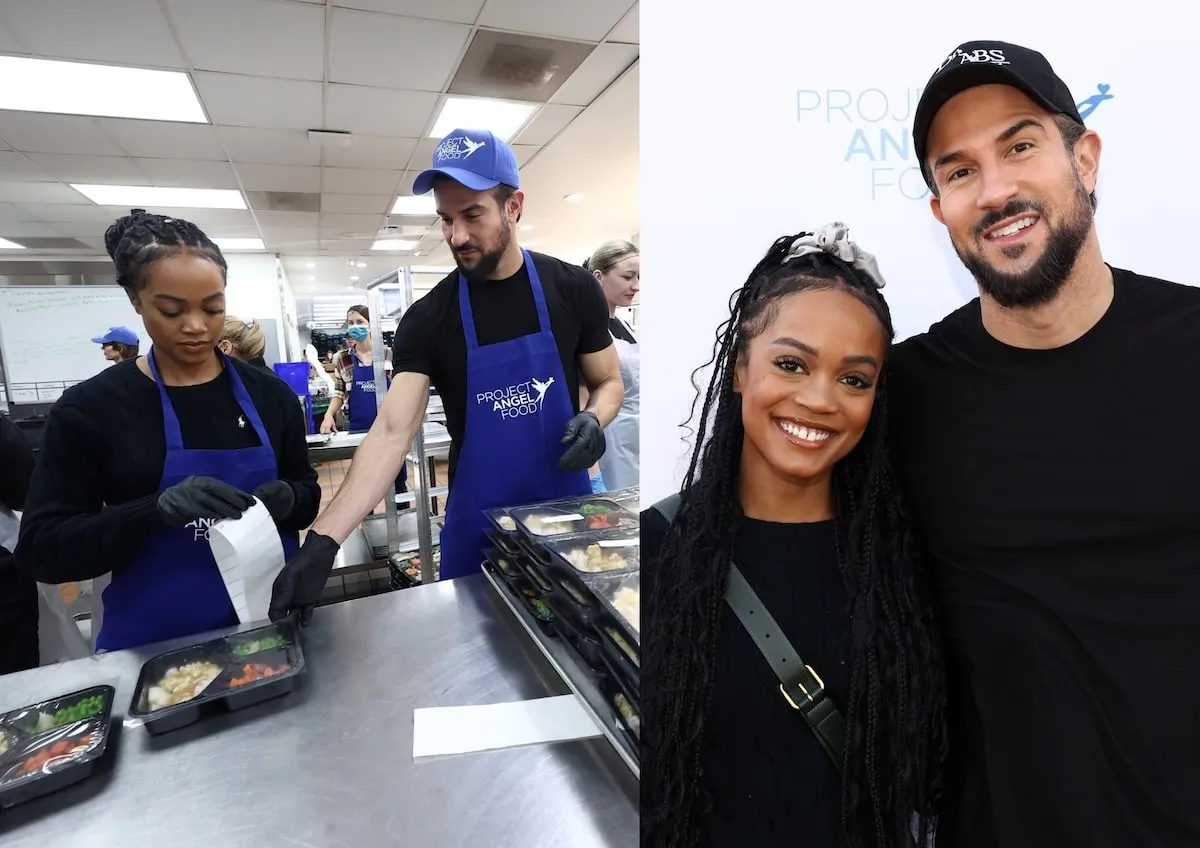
91, 326, 140, 363
269, 128, 624, 613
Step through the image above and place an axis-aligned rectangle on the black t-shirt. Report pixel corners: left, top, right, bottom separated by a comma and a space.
889, 268, 1200, 848
392, 252, 612, 483
642, 504, 851, 847
16, 357, 321, 584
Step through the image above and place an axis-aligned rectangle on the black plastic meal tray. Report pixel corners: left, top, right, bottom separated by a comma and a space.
486, 526, 523, 558
596, 616, 640, 693
128, 621, 306, 735
484, 561, 556, 635
0, 684, 117, 809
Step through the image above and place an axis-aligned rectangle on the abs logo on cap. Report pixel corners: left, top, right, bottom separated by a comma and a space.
936, 47, 1011, 74
435, 135, 487, 163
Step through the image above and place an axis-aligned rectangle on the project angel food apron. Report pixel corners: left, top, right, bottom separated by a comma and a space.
438, 250, 591, 580
97, 350, 299, 652
599, 321, 638, 491
347, 354, 407, 490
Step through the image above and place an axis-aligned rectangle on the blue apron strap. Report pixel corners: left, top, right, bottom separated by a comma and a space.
221, 352, 272, 447
521, 249, 553, 334
458, 273, 481, 350
147, 347, 184, 452
457, 250, 552, 348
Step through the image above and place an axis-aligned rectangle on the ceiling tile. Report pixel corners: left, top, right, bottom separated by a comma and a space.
235, 164, 321, 193
513, 145, 539, 166
220, 127, 321, 166
261, 226, 319, 242
399, 170, 425, 195
0, 113, 123, 156
202, 224, 263, 240
0, 221, 68, 238
328, 8, 470, 91
325, 86, 440, 138
99, 206, 256, 226
99, 120, 226, 161
548, 44, 638, 107
3, 0, 186, 67
321, 193, 392, 214
193, 73, 323, 130
322, 135, 419, 170
323, 168, 402, 195
49, 221, 109, 239
0, 151, 53, 182
0, 20, 22, 53
607, 2, 638, 43
255, 210, 320, 228
478, 0, 632, 41
133, 158, 240, 189
25, 154, 145, 184
320, 213, 386, 231
407, 137, 439, 170
0, 182, 90, 204
16, 203, 113, 223
332, 0, 483, 21
165, 0, 326, 80
513, 104, 583, 146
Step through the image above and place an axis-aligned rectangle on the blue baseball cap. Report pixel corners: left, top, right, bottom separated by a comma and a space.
411, 128, 520, 195
92, 326, 139, 346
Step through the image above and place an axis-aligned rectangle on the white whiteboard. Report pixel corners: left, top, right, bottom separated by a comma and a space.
0, 287, 148, 392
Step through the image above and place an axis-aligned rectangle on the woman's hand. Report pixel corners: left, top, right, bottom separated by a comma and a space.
320, 413, 338, 435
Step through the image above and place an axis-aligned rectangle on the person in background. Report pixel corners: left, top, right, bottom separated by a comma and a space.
0, 412, 37, 674
217, 315, 271, 372
268, 128, 622, 618
92, 326, 139, 363
585, 240, 640, 491
894, 39, 1200, 848
16, 210, 321, 650
319, 305, 408, 497
641, 227, 946, 848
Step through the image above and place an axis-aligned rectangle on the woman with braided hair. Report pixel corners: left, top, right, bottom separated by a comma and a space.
641, 224, 947, 848
16, 210, 320, 651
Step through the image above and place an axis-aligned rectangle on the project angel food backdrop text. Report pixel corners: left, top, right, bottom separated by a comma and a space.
639, 1, 1195, 503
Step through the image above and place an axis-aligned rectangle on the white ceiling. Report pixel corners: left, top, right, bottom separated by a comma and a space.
0, 0, 639, 295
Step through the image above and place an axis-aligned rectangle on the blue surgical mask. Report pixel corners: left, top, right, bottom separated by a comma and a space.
346, 326, 369, 343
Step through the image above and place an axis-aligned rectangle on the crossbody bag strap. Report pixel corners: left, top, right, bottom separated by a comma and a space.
651, 494, 847, 774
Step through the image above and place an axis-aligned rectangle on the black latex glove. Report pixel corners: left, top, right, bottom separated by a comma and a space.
269, 532, 340, 626
252, 480, 295, 525
157, 476, 255, 528
558, 411, 606, 472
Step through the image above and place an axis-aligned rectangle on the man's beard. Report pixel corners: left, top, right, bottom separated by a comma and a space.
454, 219, 512, 283
951, 176, 1093, 309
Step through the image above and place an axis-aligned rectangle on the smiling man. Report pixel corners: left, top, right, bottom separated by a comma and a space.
887, 41, 1200, 847
270, 129, 623, 598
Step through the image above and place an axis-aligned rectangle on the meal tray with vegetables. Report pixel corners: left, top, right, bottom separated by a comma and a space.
585, 571, 640, 646
507, 497, 638, 539
0, 685, 116, 808
128, 621, 305, 735
544, 531, 640, 579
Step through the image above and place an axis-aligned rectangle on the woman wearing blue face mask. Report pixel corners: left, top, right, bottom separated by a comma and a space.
320, 306, 408, 495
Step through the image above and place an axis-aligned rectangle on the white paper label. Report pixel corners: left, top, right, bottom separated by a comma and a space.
598, 538, 638, 548
543, 513, 583, 524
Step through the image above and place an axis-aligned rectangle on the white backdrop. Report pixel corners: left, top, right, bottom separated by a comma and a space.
639, 2, 1196, 504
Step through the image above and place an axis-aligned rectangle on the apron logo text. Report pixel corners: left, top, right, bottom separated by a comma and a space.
185, 517, 219, 542
476, 376, 555, 420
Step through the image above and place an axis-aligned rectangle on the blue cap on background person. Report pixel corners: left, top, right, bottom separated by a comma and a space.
91, 326, 139, 346
411, 129, 520, 195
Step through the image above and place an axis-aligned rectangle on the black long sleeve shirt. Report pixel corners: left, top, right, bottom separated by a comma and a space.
16, 357, 321, 583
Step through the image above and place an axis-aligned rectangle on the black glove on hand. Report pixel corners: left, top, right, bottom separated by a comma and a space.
558, 411, 606, 472
157, 476, 255, 527
268, 532, 340, 626
252, 480, 295, 525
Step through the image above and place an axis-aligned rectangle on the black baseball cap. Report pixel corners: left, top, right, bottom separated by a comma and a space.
913, 41, 1083, 186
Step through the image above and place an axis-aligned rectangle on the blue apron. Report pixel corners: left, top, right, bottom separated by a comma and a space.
438, 250, 591, 580
347, 353, 407, 490
97, 350, 300, 652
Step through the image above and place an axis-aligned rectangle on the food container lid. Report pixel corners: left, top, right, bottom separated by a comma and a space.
0, 685, 116, 795
586, 570, 640, 647
544, 531, 639, 577
507, 498, 638, 538
484, 507, 519, 535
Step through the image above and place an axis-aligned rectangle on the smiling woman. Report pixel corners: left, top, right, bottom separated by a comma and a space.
15, 210, 321, 653
640, 226, 947, 848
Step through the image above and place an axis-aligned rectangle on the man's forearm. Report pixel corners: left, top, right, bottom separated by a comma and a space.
584, 374, 623, 427
311, 423, 411, 544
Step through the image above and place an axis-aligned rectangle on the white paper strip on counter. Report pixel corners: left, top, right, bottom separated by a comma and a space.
412, 695, 602, 759
207, 497, 285, 624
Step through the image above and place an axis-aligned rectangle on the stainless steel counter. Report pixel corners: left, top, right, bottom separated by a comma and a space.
306, 422, 451, 464
0, 577, 638, 847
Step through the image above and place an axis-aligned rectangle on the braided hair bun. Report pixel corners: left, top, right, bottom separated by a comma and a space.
103, 209, 227, 292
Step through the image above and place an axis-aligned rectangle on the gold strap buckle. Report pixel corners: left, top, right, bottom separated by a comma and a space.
779, 664, 825, 711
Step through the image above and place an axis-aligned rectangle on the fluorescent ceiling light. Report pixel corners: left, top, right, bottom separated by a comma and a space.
371, 239, 420, 251
429, 97, 537, 142
213, 238, 265, 251
71, 184, 246, 210
0, 238, 26, 250
564, 193, 585, 202
0, 56, 206, 123
391, 195, 437, 216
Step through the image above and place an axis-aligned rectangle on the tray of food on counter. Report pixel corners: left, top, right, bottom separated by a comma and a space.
606, 487, 640, 509
482, 556, 555, 634
0, 685, 116, 808
388, 548, 441, 589
128, 621, 305, 735
507, 497, 638, 539
601, 676, 641, 756
544, 531, 639, 578
486, 523, 523, 558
